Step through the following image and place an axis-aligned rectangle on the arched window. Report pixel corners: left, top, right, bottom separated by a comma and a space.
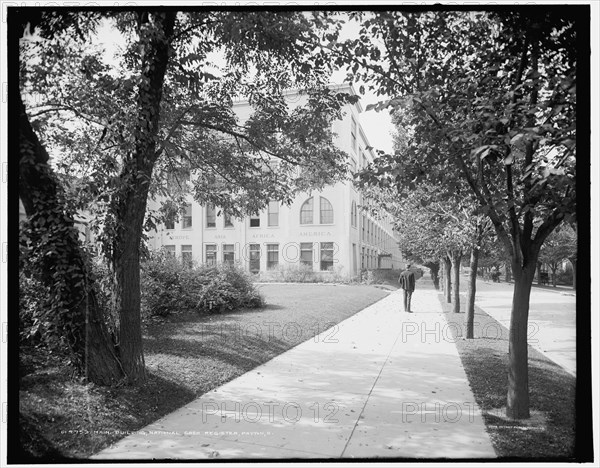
320, 197, 334, 224
300, 198, 313, 224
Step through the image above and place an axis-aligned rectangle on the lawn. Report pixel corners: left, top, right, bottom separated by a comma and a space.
434, 282, 576, 459
18, 283, 388, 461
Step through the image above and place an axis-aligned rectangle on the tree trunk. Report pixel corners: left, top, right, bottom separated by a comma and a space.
112, 184, 149, 383
536, 261, 543, 285
466, 247, 479, 339
426, 261, 440, 289
504, 260, 512, 283
444, 256, 452, 304
109, 12, 176, 384
506, 261, 537, 419
550, 263, 558, 287
18, 91, 124, 385
451, 251, 462, 313
569, 258, 576, 289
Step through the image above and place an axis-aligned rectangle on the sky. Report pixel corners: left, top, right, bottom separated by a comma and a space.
94, 12, 396, 154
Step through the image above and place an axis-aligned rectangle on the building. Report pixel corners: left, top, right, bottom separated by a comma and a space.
146, 84, 403, 279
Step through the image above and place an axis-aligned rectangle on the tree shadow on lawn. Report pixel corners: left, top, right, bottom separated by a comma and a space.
19, 357, 196, 461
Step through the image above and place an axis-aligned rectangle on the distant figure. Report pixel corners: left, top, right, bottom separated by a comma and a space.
398, 263, 416, 313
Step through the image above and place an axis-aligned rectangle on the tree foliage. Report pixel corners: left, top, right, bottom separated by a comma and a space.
18, 9, 356, 383
333, 9, 579, 419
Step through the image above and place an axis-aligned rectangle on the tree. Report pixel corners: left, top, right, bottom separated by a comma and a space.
16, 11, 124, 384
539, 223, 577, 287
332, 10, 578, 418
19, 10, 355, 383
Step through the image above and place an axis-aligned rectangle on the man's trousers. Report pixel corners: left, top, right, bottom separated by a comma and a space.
403, 289, 413, 312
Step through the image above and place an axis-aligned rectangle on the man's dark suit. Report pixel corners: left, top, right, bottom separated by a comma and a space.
398, 269, 416, 312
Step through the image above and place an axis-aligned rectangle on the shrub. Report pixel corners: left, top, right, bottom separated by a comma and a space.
259, 264, 318, 283
195, 263, 264, 314
556, 266, 574, 285
258, 263, 350, 283
140, 251, 264, 317
140, 250, 187, 317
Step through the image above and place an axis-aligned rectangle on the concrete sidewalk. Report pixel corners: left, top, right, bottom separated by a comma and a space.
93, 277, 496, 460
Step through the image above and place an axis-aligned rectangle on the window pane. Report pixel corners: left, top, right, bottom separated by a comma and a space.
300, 242, 313, 268
224, 212, 233, 228
165, 211, 175, 230
320, 242, 334, 271
206, 244, 217, 265
249, 244, 260, 273
268, 201, 279, 227
320, 197, 333, 224
250, 215, 260, 227
206, 204, 216, 228
181, 245, 193, 266
300, 198, 313, 225
164, 245, 176, 257
267, 244, 279, 269
223, 244, 235, 265
183, 204, 193, 229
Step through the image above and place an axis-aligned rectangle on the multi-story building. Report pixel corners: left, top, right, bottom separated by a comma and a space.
146, 84, 403, 279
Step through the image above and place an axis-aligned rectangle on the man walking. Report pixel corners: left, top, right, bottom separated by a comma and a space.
398, 263, 416, 313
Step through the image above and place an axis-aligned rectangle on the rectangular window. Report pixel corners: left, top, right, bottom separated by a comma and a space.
223, 244, 235, 265
206, 204, 216, 228
249, 244, 261, 273
361, 246, 365, 269
181, 245, 193, 266
268, 201, 279, 227
351, 117, 357, 152
164, 245, 176, 257
267, 244, 279, 269
165, 213, 175, 230
300, 243, 313, 269
182, 204, 193, 229
206, 244, 217, 265
224, 212, 233, 228
321, 242, 334, 271
361, 215, 365, 240
250, 214, 260, 227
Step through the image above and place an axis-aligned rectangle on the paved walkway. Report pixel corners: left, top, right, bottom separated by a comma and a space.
458, 276, 577, 376
94, 277, 496, 460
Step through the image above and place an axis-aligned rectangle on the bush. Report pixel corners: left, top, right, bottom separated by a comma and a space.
140, 250, 188, 317
556, 266, 574, 285
259, 264, 318, 282
140, 251, 264, 317
259, 264, 348, 283
195, 263, 264, 314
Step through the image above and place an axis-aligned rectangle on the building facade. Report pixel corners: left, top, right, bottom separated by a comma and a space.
146, 84, 403, 278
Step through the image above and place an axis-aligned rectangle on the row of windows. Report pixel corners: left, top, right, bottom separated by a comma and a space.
164, 242, 336, 272
164, 197, 334, 231
361, 214, 391, 247
361, 247, 380, 270
165, 198, 394, 245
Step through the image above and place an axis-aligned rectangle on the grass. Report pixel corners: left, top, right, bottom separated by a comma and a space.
433, 281, 576, 459
18, 283, 389, 462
